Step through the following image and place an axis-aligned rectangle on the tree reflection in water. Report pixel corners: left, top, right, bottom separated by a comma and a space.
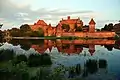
85, 59, 98, 74
56, 59, 108, 78
104, 44, 114, 51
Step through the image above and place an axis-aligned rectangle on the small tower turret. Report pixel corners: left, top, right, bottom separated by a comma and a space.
89, 18, 96, 33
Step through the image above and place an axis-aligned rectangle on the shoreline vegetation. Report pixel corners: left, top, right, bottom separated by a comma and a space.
0, 49, 108, 80
11, 36, 119, 40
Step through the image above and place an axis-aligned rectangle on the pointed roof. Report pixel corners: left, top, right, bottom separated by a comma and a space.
88, 50, 95, 56
36, 20, 47, 25
49, 47, 52, 52
89, 18, 96, 24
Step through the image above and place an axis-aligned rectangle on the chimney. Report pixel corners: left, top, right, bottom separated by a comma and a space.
68, 16, 70, 20
49, 23, 51, 26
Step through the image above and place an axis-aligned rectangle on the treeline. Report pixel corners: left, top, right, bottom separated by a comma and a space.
8, 24, 44, 37
98, 22, 120, 33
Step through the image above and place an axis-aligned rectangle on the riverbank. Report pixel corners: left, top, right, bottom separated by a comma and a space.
12, 36, 116, 40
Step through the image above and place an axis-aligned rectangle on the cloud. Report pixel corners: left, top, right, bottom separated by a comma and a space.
0, 0, 96, 30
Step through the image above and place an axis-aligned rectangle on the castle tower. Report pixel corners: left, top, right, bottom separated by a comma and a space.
89, 18, 96, 33
56, 23, 62, 37
88, 44, 95, 56
67, 16, 70, 20
47, 23, 53, 36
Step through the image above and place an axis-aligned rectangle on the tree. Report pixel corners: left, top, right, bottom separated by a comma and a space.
9, 28, 21, 37
62, 24, 70, 32
107, 23, 113, 31
37, 28, 44, 37
75, 27, 82, 32
30, 28, 44, 37
101, 23, 114, 31
96, 29, 100, 32
20, 24, 32, 37
20, 24, 31, 32
104, 24, 108, 30
113, 23, 120, 33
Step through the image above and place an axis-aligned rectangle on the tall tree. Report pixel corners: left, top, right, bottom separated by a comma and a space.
20, 24, 31, 32
20, 24, 32, 36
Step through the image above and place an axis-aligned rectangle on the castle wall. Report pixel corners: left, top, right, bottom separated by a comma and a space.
62, 32, 115, 38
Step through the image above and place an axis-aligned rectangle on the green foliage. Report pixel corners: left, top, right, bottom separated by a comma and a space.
75, 27, 83, 32
62, 24, 70, 32
31, 67, 50, 80
41, 53, 52, 65
28, 53, 52, 67
13, 55, 27, 65
9, 28, 21, 37
8, 24, 44, 37
28, 54, 42, 67
99, 59, 107, 68
101, 23, 114, 31
85, 59, 98, 74
19, 40, 32, 50
96, 28, 100, 31
57, 36, 79, 40
0, 61, 29, 80
0, 49, 14, 62
114, 35, 120, 40
30, 28, 44, 37
114, 23, 120, 33
20, 24, 31, 32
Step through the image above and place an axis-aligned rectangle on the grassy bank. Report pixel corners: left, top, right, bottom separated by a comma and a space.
12, 36, 115, 40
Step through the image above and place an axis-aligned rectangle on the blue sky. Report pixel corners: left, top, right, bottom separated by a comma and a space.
0, 0, 120, 30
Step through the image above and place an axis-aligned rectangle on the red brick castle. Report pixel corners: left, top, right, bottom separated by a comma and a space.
29, 16, 115, 38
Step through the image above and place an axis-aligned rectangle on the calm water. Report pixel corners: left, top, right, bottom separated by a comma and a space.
0, 39, 120, 80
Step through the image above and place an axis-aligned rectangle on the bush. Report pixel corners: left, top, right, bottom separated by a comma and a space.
28, 54, 41, 67
41, 53, 52, 65
114, 34, 120, 40
85, 59, 98, 74
0, 49, 14, 62
99, 59, 107, 68
13, 55, 27, 65
0, 61, 29, 80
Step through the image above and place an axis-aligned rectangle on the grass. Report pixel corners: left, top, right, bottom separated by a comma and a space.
44, 36, 79, 40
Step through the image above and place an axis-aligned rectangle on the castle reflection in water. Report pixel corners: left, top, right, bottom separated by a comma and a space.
28, 39, 117, 55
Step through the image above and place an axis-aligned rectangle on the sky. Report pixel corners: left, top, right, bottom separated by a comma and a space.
0, 0, 120, 30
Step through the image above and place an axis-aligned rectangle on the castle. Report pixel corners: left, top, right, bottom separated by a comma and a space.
30, 16, 115, 38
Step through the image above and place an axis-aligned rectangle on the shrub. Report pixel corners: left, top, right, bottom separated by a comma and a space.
41, 53, 52, 65
0, 49, 14, 62
0, 61, 29, 80
85, 59, 98, 74
28, 54, 41, 67
99, 59, 107, 68
13, 55, 27, 65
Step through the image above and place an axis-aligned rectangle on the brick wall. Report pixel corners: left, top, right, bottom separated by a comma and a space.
61, 32, 115, 38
